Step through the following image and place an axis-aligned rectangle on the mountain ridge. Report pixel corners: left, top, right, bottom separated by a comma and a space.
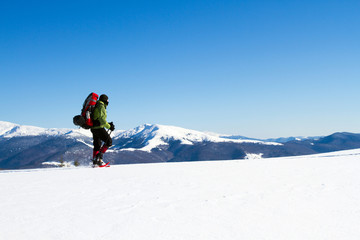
1, 121, 360, 169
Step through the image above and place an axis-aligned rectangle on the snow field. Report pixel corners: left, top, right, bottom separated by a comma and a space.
1, 149, 360, 240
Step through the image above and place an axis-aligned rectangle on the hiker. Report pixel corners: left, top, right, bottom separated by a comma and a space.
91, 94, 115, 166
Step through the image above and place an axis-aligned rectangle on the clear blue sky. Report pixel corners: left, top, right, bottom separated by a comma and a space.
1, 0, 360, 138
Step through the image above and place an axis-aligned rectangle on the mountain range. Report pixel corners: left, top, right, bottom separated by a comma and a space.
1, 120, 360, 169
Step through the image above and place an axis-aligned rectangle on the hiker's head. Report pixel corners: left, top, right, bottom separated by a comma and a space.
99, 94, 109, 106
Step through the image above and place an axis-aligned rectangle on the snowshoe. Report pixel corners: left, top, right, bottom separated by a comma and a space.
92, 152, 108, 167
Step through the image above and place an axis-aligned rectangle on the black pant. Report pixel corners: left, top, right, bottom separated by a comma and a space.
91, 128, 112, 152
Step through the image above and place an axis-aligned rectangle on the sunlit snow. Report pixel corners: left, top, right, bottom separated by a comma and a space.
1, 149, 360, 239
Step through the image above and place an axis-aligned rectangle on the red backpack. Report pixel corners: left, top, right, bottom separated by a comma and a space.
73, 92, 99, 129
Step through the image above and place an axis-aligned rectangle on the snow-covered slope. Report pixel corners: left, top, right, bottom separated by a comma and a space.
1, 149, 360, 240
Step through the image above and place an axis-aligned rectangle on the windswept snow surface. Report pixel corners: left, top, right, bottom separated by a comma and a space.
1, 149, 360, 240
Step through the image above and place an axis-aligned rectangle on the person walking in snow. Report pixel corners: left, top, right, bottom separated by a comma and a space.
91, 94, 115, 166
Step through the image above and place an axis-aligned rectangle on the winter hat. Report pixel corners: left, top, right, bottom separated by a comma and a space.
99, 94, 109, 105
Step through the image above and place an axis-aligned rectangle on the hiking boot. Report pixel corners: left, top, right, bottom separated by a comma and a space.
97, 159, 106, 166
94, 152, 105, 166
92, 158, 105, 167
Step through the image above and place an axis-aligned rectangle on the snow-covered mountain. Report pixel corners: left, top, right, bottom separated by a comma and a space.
113, 123, 281, 152
221, 134, 320, 143
265, 136, 321, 143
1, 120, 360, 169
1, 149, 360, 240
0, 121, 68, 138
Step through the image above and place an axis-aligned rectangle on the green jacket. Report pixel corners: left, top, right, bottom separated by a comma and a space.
92, 101, 111, 129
